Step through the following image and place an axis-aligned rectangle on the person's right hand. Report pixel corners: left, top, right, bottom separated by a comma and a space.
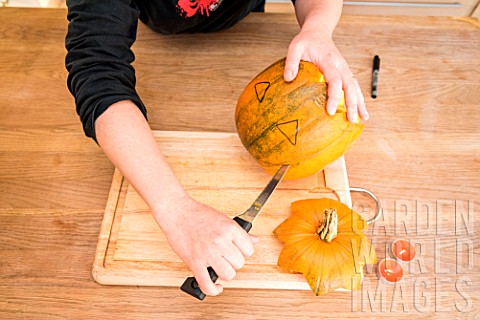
153, 195, 258, 296
94, 101, 257, 296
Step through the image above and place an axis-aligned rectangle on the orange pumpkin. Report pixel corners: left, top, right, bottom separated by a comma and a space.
273, 198, 376, 295
235, 58, 363, 180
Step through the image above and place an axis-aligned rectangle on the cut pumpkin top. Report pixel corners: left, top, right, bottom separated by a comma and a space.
274, 198, 376, 295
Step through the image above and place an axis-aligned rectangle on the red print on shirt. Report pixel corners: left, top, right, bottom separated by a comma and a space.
177, 0, 223, 18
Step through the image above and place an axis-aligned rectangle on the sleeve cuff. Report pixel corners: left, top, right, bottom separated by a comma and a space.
84, 95, 147, 143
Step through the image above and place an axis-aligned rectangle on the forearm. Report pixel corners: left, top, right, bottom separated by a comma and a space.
294, 0, 343, 36
95, 100, 187, 227
94, 100, 258, 296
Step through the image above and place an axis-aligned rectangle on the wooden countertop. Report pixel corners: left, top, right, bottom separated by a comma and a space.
1, 7, 479, 319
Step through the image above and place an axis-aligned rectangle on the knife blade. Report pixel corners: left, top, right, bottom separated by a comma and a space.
232, 164, 289, 232
180, 164, 289, 300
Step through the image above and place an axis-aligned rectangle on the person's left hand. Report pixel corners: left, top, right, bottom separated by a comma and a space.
283, 29, 368, 123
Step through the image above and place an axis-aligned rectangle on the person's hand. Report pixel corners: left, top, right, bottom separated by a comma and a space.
154, 195, 258, 296
283, 28, 368, 123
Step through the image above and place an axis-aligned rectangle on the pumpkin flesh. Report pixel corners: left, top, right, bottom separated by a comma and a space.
274, 198, 376, 295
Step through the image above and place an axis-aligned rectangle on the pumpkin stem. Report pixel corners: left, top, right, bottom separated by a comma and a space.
316, 208, 338, 242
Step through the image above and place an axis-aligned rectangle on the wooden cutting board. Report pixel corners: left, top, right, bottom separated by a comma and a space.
93, 130, 353, 290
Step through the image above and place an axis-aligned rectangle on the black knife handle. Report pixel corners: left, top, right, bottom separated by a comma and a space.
233, 216, 252, 232
180, 216, 253, 300
180, 266, 218, 301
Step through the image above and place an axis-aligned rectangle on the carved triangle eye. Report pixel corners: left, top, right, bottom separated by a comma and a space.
276, 119, 299, 146
254, 81, 270, 103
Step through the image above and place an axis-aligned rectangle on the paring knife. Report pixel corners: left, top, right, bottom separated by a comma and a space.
180, 164, 290, 300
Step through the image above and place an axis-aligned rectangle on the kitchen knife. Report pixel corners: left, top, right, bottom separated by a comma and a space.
180, 164, 289, 300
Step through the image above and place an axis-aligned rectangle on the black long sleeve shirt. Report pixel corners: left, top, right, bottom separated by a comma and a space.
65, 0, 271, 141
